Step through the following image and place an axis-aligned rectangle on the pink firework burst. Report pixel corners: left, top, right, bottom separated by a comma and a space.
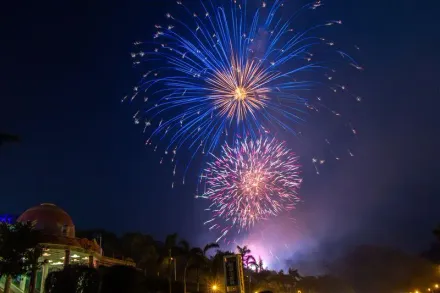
198, 137, 302, 241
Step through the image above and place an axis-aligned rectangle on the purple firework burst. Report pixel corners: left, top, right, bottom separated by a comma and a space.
198, 136, 302, 241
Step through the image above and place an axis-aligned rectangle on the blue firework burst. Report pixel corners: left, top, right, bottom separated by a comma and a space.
125, 0, 362, 176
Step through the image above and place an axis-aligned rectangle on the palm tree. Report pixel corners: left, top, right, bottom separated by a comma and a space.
197, 243, 219, 292
257, 257, 264, 273
138, 244, 159, 276
247, 255, 257, 270
179, 240, 202, 293
288, 268, 301, 280
236, 245, 254, 268
0, 221, 40, 293
0, 133, 20, 146
237, 245, 260, 293
180, 241, 219, 293
157, 233, 179, 293
209, 250, 234, 284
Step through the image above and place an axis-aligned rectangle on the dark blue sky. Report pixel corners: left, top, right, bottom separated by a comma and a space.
1, 0, 439, 265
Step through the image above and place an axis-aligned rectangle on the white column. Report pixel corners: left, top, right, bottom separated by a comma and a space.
19, 275, 26, 291
40, 260, 49, 293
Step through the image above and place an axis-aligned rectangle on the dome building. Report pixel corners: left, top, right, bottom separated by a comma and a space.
0, 203, 135, 293
18, 203, 76, 238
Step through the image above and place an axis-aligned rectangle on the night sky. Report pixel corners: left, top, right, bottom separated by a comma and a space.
1, 0, 439, 271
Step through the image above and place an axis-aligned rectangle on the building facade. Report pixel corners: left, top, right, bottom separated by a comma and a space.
0, 203, 135, 293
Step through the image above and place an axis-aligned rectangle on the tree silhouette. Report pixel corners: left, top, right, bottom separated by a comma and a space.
0, 222, 40, 293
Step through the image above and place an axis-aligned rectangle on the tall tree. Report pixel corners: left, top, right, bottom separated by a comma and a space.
210, 250, 234, 284
197, 243, 219, 292
236, 245, 252, 268
76, 229, 121, 258
179, 240, 202, 293
120, 233, 158, 275
257, 257, 265, 273
0, 222, 40, 293
157, 233, 179, 293
179, 241, 219, 293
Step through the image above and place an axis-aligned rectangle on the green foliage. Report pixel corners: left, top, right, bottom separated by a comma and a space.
100, 265, 144, 293
0, 221, 40, 278
121, 233, 158, 274
76, 229, 121, 257
45, 265, 99, 293
209, 249, 234, 282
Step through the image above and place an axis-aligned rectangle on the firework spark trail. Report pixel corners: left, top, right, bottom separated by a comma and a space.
126, 0, 362, 176
197, 136, 302, 241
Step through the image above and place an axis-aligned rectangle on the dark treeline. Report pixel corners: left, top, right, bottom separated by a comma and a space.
2, 223, 440, 293
71, 227, 440, 293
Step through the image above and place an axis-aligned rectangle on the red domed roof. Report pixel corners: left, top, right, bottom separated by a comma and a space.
17, 203, 75, 238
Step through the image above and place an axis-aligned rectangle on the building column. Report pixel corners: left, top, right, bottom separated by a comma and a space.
88, 255, 94, 268
40, 260, 49, 293
19, 275, 27, 291
64, 249, 71, 267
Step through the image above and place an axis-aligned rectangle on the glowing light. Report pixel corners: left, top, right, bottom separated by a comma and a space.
199, 137, 302, 241
234, 87, 247, 101
212, 284, 218, 291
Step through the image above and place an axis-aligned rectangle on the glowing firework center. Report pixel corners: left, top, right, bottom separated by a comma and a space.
241, 169, 266, 197
234, 87, 247, 101
208, 63, 271, 123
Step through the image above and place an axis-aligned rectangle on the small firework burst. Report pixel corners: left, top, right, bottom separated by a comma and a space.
198, 136, 302, 241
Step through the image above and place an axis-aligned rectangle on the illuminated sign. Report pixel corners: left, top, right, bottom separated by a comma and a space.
225, 256, 239, 287
223, 255, 245, 293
